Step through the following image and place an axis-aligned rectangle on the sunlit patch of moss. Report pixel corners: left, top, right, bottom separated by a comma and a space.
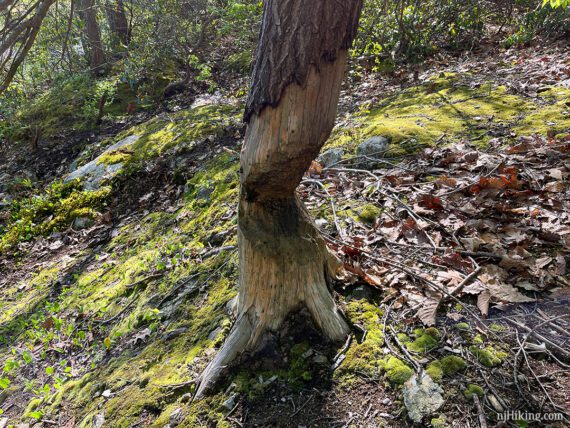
512, 87, 570, 137
336, 300, 385, 381
489, 323, 505, 332
426, 356, 467, 382
326, 77, 538, 152
356, 204, 381, 224
472, 333, 484, 344
405, 328, 440, 353
431, 414, 449, 428
380, 356, 414, 385
469, 345, 507, 367
463, 383, 484, 400
0, 180, 111, 253
454, 322, 470, 331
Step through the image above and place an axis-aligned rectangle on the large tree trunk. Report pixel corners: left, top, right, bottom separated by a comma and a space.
105, 0, 130, 47
76, 0, 106, 74
196, 0, 362, 397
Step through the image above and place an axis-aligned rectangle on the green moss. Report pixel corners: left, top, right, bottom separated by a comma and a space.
469, 345, 507, 367
406, 328, 440, 353
426, 362, 443, 382
0, 180, 110, 252
356, 204, 381, 224
225, 51, 253, 73
472, 334, 484, 344
489, 323, 505, 332
336, 300, 385, 380
454, 322, 470, 331
431, 415, 449, 428
426, 356, 467, 382
463, 384, 484, 400
380, 356, 414, 385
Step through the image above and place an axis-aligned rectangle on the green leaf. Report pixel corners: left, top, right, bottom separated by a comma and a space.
103, 337, 111, 350
0, 377, 10, 389
22, 351, 32, 364
29, 410, 43, 420
45, 366, 54, 375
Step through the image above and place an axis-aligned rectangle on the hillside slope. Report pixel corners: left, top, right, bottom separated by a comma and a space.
0, 44, 569, 427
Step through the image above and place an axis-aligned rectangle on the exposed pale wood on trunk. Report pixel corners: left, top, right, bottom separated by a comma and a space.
196, 55, 351, 397
196, 0, 362, 397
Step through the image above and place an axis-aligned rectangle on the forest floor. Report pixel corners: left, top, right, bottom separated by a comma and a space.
0, 41, 569, 428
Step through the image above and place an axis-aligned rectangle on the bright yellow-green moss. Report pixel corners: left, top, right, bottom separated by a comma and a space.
426, 356, 467, 382
489, 323, 505, 333
431, 415, 449, 428
454, 322, 470, 331
405, 328, 441, 353
469, 345, 507, 367
325, 76, 569, 155
356, 204, 381, 224
472, 333, 484, 344
463, 384, 484, 400
380, 356, 414, 385
0, 180, 111, 252
336, 300, 385, 380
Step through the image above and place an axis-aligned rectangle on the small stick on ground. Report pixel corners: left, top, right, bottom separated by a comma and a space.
473, 395, 487, 428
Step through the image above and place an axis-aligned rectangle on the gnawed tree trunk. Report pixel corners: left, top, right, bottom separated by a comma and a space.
76, 0, 106, 74
196, 0, 362, 397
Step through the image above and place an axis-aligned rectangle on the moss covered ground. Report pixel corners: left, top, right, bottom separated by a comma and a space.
0, 69, 568, 426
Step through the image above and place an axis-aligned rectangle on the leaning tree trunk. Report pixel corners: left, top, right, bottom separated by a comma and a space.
196, 0, 363, 397
76, 0, 106, 74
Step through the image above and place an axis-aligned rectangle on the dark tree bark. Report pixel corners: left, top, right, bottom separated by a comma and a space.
196, 0, 363, 397
0, 0, 56, 93
105, 0, 130, 47
76, 0, 106, 74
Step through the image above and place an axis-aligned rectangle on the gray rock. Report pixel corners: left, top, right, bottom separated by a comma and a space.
356, 136, 389, 169
73, 217, 94, 230
65, 135, 140, 190
403, 372, 444, 423
196, 183, 214, 200
221, 393, 239, 411
92, 412, 105, 428
317, 148, 344, 167
169, 408, 184, 426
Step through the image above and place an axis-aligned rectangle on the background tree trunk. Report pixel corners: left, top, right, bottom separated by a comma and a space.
76, 0, 106, 74
196, 0, 362, 397
105, 0, 130, 48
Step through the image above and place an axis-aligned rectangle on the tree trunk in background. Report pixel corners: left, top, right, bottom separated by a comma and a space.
196, 0, 363, 397
76, 0, 106, 74
105, 0, 130, 47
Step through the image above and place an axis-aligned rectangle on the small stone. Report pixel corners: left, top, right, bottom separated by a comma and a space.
313, 354, 328, 364
357, 136, 390, 169
180, 393, 193, 403
101, 389, 112, 399
222, 393, 239, 411
92, 412, 105, 428
169, 407, 184, 426
403, 372, 444, 423
314, 218, 328, 228
316, 148, 344, 167
163, 327, 188, 341
73, 217, 94, 230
